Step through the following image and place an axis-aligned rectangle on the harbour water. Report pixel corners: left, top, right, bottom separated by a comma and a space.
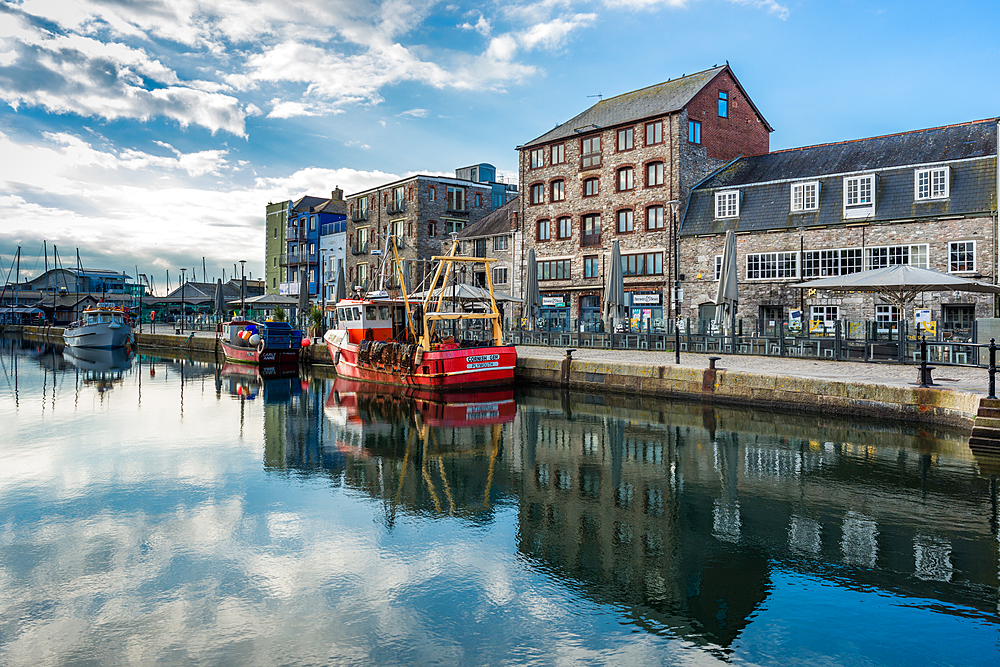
1, 335, 998, 665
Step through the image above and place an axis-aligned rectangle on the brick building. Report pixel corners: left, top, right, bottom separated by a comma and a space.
681, 119, 999, 336
516, 64, 771, 331
345, 166, 510, 294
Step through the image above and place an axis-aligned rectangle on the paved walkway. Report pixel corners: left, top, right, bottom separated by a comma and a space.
517, 345, 993, 396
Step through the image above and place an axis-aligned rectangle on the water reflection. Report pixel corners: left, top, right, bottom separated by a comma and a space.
2, 333, 998, 665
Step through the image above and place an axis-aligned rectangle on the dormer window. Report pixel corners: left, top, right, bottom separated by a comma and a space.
715, 190, 739, 218
915, 166, 949, 200
790, 181, 819, 212
843, 174, 875, 219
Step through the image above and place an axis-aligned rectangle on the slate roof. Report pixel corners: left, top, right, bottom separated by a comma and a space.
458, 197, 519, 239
521, 65, 771, 148
291, 195, 327, 213
682, 119, 998, 236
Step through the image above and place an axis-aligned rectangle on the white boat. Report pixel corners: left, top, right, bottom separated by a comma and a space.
62, 303, 133, 349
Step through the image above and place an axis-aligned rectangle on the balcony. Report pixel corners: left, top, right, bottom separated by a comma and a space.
352, 242, 369, 256
386, 199, 405, 216
320, 221, 346, 236
581, 233, 602, 247
280, 252, 318, 266
285, 226, 307, 240
351, 209, 369, 222
389, 235, 406, 250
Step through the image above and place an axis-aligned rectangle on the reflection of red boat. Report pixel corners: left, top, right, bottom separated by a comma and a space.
326, 378, 515, 428
221, 361, 299, 380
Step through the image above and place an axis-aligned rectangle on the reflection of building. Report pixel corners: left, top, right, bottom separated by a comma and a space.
514, 389, 998, 648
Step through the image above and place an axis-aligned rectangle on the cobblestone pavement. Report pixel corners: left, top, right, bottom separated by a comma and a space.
517, 344, 992, 395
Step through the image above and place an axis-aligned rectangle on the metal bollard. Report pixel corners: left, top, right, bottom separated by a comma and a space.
918, 335, 930, 388
989, 339, 997, 400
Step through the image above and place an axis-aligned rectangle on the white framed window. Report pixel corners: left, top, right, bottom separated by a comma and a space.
866, 244, 928, 270
551, 144, 564, 164
915, 166, 949, 200
790, 181, 819, 212
746, 251, 798, 280
714, 255, 722, 280
492, 267, 508, 285
875, 305, 899, 324
581, 136, 601, 168
551, 180, 565, 202
949, 241, 976, 273
810, 305, 839, 323
802, 248, 863, 277
493, 235, 509, 251
715, 190, 740, 218
617, 167, 633, 191
530, 148, 544, 168
843, 174, 875, 219
617, 128, 633, 151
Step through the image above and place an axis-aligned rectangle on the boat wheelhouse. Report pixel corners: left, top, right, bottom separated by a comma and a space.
219, 320, 303, 365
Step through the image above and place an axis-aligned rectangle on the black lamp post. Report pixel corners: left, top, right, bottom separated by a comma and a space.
239, 260, 246, 318
668, 199, 681, 364
179, 267, 186, 333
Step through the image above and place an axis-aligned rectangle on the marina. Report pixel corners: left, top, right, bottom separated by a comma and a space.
1, 333, 998, 665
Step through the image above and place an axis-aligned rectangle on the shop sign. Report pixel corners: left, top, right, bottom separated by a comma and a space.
542, 296, 566, 307
631, 293, 661, 305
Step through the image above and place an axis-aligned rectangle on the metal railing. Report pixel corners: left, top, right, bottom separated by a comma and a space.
386, 200, 405, 215
351, 210, 369, 222
504, 318, 988, 367
351, 242, 369, 256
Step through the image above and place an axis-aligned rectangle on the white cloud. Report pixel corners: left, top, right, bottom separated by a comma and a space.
397, 108, 428, 118
0, 6, 248, 135
0, 130, 396, 280
458, 15, 492, 36
601, 0, 788, 18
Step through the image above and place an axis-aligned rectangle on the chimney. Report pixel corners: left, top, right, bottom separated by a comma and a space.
331, 186, 343, 201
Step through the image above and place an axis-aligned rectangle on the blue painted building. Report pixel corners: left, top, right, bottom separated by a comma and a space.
279, 189, 347, 305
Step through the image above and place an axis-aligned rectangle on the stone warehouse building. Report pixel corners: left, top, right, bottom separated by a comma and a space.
681, 119, 999, 336
344, 164, 514, 293
516, 64, 772, 331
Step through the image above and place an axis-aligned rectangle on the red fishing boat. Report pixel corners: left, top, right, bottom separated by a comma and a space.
323, 240, 516, 390
219, 320, 303, 365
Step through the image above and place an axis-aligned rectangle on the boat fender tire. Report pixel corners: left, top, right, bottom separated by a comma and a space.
257, 341, 265, 354
333, 349, 341, 366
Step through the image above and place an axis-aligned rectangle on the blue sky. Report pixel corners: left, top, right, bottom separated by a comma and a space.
1, 0, 998, 292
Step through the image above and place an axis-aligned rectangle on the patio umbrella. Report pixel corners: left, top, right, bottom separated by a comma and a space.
790, 265, 1000, 310
213, 278, 225, 320
715, 230, 738, 331
334, 264, 347, 303
603, 240, 626, 333
525, 248, 541, 328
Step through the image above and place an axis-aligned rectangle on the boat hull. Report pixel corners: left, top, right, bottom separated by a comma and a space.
220, 339, 300, 365
325, 337, 515, 390
63, 323, 132, 349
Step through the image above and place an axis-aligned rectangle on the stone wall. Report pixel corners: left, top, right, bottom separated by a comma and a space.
681, 215, 997, 322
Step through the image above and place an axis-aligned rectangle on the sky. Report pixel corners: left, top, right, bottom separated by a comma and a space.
1, 0, 998, 294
